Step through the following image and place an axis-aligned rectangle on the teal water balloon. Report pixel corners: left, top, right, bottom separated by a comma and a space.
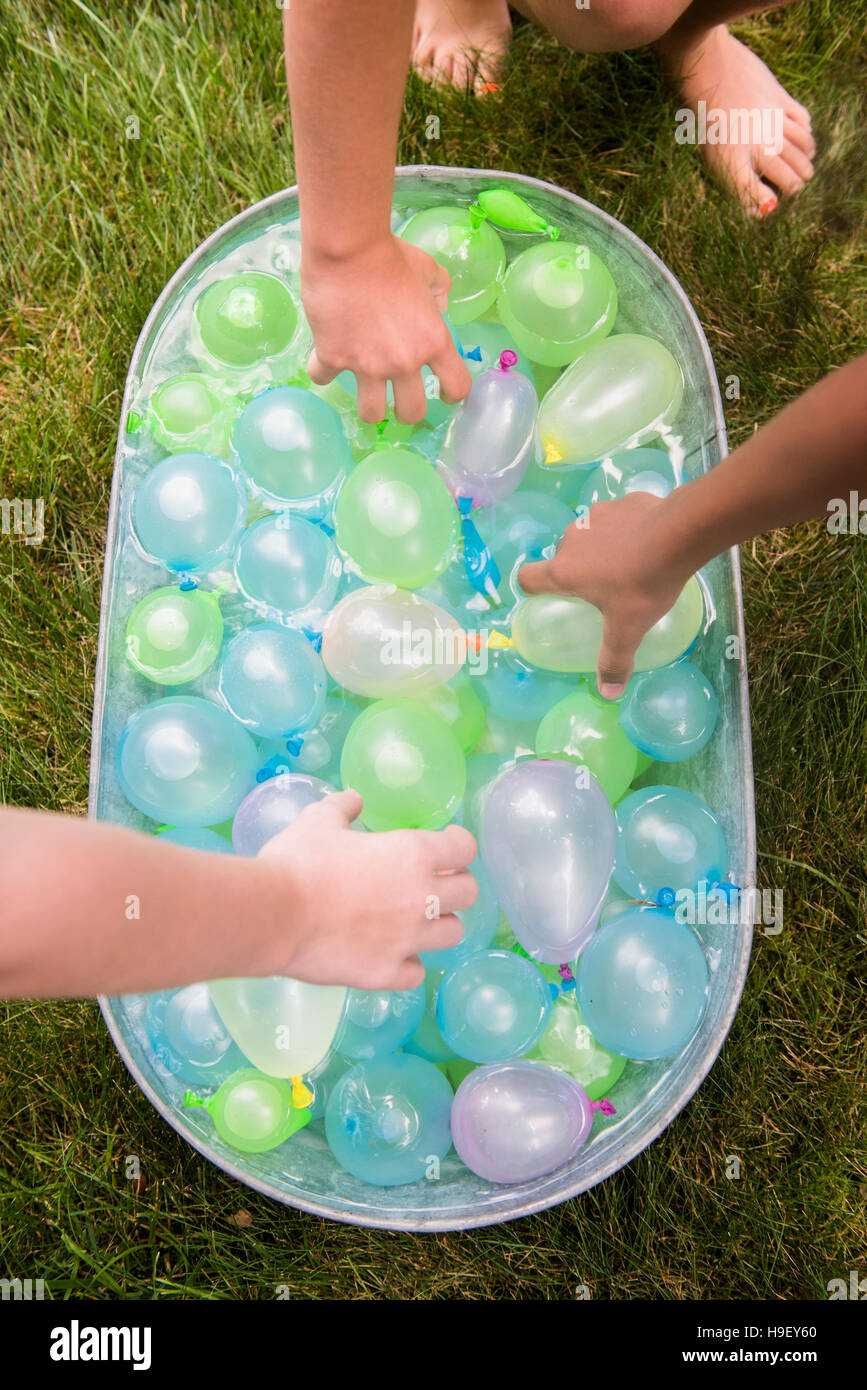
456, 320, 536, 389
132, 452, 247, 572
401, 205, 505, 324
522, 452, 594, 508
334, 984, 426, 1060
325, 1053, 454, 1186
145, 984, 245, 1085
420, 860, 500, 970
498, 240, 617, 368
234, 512, 342, 627
474, 489, 576, 592
578, 447, 680, 507
218, 623, 326, 739
538, 334, 684, 467
117, 696, 259, 826
231, 386, 351, 512
620, 661, 719, 763
306, 1049, 353, 1122
575, 906, 709, 1059
614, 785, 727, 899
476, 647, 575, 722
403, 970, 457, 1063
436, 949, 552, 1063
195, 271, 299, 368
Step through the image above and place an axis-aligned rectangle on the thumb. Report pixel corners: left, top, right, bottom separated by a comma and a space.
517, 556, 559, 595
596, 615, 641, 699
307, 347, 338, 387
297, 787, 363, 832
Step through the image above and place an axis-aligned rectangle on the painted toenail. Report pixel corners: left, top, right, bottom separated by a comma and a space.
478, 81, 500, 93
759, 196, 778, 217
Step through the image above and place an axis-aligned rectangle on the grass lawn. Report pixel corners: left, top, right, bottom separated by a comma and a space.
0, 0, 864, 1299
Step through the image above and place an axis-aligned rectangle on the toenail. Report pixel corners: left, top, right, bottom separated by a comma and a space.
759, 196, 778, 217
477, 81, 500, 94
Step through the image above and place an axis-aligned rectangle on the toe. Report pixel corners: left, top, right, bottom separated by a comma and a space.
784, 94, 812, 128
785, 116, 816, 161
723, 150, 778, 217
758, 152, 808, 197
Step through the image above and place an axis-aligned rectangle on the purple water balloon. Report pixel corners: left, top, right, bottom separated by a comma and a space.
450, 1060, 596, 1184
479, 758, 616, 963
436, 351, 537, 507
232, 772, 333, 856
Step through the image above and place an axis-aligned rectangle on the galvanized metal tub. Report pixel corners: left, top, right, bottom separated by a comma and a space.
91, 167, 756, 1232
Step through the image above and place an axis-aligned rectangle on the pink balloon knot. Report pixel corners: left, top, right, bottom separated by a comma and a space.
498, 349, 518, 371
592, 1098, 616, 1116
557, 964, 574, 981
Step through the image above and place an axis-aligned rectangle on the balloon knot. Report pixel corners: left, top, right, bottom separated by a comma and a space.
183, 1090, 204, 1109
460, 345, 483, 362
497, 349, 518, 372
290, 1076, 314, 1109
177, 572, 197, 592
657, 887, 677, 911
557, 963, 574, 981
300, 626, 323, 653
592, 1098, 616, 1116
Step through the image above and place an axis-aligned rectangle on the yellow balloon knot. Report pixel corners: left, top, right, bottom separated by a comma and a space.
544, 441, 563, 466
486, 630, 514, 651
290, 1076, 314, 1109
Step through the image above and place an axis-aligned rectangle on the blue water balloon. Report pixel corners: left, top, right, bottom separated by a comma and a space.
403, 970, 458, 1063
575, 906, 709, 1059
334, 984, 426, 1060
234, 513, 342, 626
117, 696, 259, 827
145, 984, 245, 1085
578, 447, 679, 508
476, 646, 576, 722
614, 785, 727, 900
231, 386, 351, 512
420, 860, 500, 970
132, 452, 247, 572
620, 660, 719, 762
325, 1054, 454, 1186
218, 623, 326, 739
306, 1049, 353, 1122
258, 695, 360, 785
436, 949, 552, 1063
474, 489, 576, 594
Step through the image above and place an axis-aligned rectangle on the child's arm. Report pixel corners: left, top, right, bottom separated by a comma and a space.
0, 792, 477, 998
284, 1, 471, 423
519, 353, 867, 696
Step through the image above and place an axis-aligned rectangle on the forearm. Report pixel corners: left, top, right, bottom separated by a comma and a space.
284, 0, 415, 265
655, 354, 867, 581
0, 810, 293, 998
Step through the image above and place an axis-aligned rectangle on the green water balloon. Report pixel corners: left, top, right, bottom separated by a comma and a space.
535, 682, 638, 803
340, 698, 466, 830
497, 241, 617, 368
527, 995, 626, 1101
335, 447, 459, 588
401, 205, 505, 324
195, 272, 298, 367
538, 333, 684, 466
125, 585, 223, 686
148, 373, 232, 452
473, 188, 559, 238
405, 672, 486, 754
512, 575, 704, 674
184, 1068, 311, 1153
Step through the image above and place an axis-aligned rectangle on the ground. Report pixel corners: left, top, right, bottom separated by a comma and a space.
0, 0, 864, 1299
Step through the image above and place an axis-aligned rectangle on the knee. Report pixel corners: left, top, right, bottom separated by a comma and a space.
580, 0, 686, 52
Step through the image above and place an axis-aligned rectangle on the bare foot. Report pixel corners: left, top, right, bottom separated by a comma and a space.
657, 24, 816, 216
412, 0, 512, 94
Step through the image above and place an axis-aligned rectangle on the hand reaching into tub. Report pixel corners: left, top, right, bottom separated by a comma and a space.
519, 353, 867, 696
0, 797, 478, 998
283, 0, 471, 424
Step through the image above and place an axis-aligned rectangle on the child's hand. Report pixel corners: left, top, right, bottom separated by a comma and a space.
259, 788, 479, 991
518, 493, 687, 698
300, 234, 472, 425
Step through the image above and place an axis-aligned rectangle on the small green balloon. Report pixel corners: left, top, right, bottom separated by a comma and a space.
498, 241, 617, 368
474, 188, 558, 238
527, 995, 626, 1100
535, 683, 638, 803
149, 373, 230, 451
340, 698, 466, 831
401, 205, 505, 325
335, 447, 459, 588
125, 585, 223, 685
512, 576, 704, 674
195, 272, 298, 367
406, 674, 486, 754
185, 1069, 311, 1153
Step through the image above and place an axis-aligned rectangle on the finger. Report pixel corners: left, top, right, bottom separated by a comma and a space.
427, 344, 472, 404
517, 555, 560, 595
356, 374, 388, 424
391, 371, 429, 425
296, 787, 363, 834
307, 348, 339, 387
596, 614, 644, 698
418, 912, 464, 955
431, 869, 480, 916
423, 823, 478, 872
392, 956, 426, 991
